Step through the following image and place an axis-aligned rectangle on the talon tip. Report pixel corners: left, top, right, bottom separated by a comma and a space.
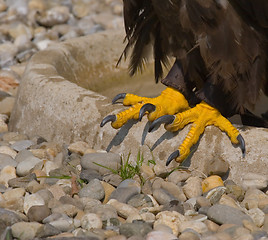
166, 150, 180, 166
237, 134, 246, 157
149, 115, 175, 132
100, 115, 116, 127
112, 93, 126, 104
139, 103, 156, 121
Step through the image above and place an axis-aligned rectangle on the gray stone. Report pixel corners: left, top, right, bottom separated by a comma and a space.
146, 230, 178, 240
79, 178, 105, 200
52, 204, 79, 218
27, 205, 51, 223
11, 139, 34, 151
81, 152, 121, 175
11, 222, 43, 240
119, 221, 152, 238
37, 223, 61, 238
0, 208, 21, 227
163, 200, 184, 214
109, 186, 141, 204
0, 153, 17, 171
80, 168, 102, 183
16, 154, 42, 176
153, 188, 177, 205
36, 189, 54, 205
59, 195, 84, 210
127, 194, 153, 208
207, 204, 253, 226
8, 173, 37, 188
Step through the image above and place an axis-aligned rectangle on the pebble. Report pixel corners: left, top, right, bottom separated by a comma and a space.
81, 213, 103, 230
23, 192, 45, 214
182, 176, 203, 199
78, 178, 105, 200
207, 204, 253, 226
119, 221, 152, 238
27, 205, 51, 222
0, 165, 16, 187
0, 153, 17, 170
242, 173, 268, 190
11, 139, 34, 151
16, 154, 42, 177
11, 221, 43, 240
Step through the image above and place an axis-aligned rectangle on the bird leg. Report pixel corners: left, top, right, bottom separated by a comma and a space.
149, 101, 245, 165
100, 87, 190, 128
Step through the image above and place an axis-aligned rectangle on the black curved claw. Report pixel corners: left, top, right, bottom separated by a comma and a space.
100, 115, 116, 127
237, 134, 246, 157
166, 150, 180, 166
148, 115, 175, 132
112, 93, 126, 104
138, 103, 156, 121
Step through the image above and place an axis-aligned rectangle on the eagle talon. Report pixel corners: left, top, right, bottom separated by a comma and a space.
166, 150, 180, 166
149, 115, 175, 132
237, 134, 246, 157
139, 103, 156, 121
100, 115, 116, 127
112, 93, 126, 104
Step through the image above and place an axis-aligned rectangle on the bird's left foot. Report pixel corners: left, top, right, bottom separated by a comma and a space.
150, 101, 245, 165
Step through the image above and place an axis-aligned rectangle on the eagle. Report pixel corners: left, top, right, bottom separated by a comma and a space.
101, 0, 268, 165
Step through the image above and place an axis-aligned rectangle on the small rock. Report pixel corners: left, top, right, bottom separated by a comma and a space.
16, 154, 42, 177
0, 145, 17, 158
78, 179, 105, 200
109, 179, 141, 203
0, 208, 21, 227
81, 213, 103, 230
24, 192, 45, 214
8, 173, 37, 188
242, 188, 268, 210
37, 223, 61, 238
225, 183, 245, 202
52, 203, 79, 218
247, 208, 265, 227
68, 141, 91, 155
80, 169, 102, 183
107, 199, 139, 219
168, 170, 191, 184
36, 189, 54, 204
196, 196, 211, 209
27, 205, 51, 222
161, 181, 187, 202
119, 221, 152, 238
11, 222, 43, 240
182, 176, 203, 199
11, 140, 34, 151
205, 186, 226, 205
207, 204, 253, 226
36, 6, 70, 27
3, 188, 25, 201
154, 211, 185, 236
242, 172, 268, 190
47, 184, 66, 200
59, 195, 83, 210
0, 153, 17, 171
219, 194, 242, 209
88, 204, 118, 221
179, 221, 208, 234
153, 188, 177, 205
46, 214, 75, 232
202, 175, 224, 193
178, 231, 200, 240
81, 152, 121, 175
162, 200, 184, 214
127, 194, 153, 208
0, 165, 16, 187
101, 181, 116, 204
0, 42, 18, 68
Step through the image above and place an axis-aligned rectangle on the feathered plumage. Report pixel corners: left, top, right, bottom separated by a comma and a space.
120, 0, 268, 121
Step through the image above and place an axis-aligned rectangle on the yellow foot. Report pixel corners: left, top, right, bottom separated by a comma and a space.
149, 101, 245, 165
100, 87, 190, 129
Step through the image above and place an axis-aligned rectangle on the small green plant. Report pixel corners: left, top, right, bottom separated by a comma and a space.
93, 149, 155, 185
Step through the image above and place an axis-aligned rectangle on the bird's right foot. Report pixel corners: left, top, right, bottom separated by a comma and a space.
100, 87, 190, 129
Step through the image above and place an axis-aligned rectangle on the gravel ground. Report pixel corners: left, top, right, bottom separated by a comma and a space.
0, 1, 268, 240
